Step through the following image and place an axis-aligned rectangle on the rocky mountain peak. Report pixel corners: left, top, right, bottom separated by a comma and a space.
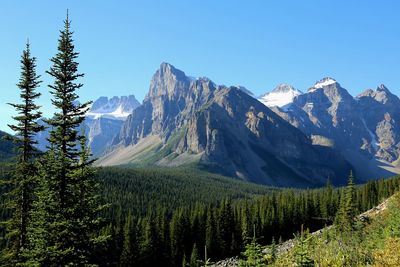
309, 77, 338, 92
357, 89, 375, 98
357, 84, 399, 105
377, 84, 390, 92
236, 86, 254, 96
373, 84, 399, 105
158, 62, 186, 80
147, 62, 191, 99
258, 84, 302, 109
272, 83, 298, 93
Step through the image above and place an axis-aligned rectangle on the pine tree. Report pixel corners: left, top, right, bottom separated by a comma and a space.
120, 212, 134, 266
182, 253, 187, 267
238, 226, 266, 267
1, 41, 44, 264
45, 11, 90, 210
264, 237, 277, 264
198, 246, 212, 267
189, 243, 200, 267
23, 148, 60, 266
70, 135, 109, 263
24, 12, 106, 266
334, 171, 357, 232
294, 225, 314, 267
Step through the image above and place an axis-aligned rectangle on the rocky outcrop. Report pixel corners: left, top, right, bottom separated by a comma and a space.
356, 84, 400, 163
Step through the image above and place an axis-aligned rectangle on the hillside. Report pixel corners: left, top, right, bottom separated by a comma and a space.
88, 166, 400, 266
0, 131, 15, 162
96, 166, 275, 216
213, 184, 400, 266
270, 193, 400, 266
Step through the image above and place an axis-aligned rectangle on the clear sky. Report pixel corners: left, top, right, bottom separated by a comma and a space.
1, 1, 400, 133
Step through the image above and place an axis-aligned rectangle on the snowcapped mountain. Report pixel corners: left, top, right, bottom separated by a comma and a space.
258, 84, 302, 109
265, 78, 400, 181
34, 95, 141, 157
308, 77, 338, 92
86, 95, 140, 120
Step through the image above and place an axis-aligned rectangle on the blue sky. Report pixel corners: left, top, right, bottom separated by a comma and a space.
1, 1, 400, 132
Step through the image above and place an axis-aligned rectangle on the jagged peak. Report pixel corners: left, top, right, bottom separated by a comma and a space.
258, 83, 302, 109
236, 85, 254, 96
271, 83, 301, 94
310, 77, 338, 90
377, 84, 391, 93
356, 89, 375, 98
157, 62, 187, 81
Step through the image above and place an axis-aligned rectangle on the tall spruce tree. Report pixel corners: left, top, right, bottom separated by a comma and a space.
1, 41, 44, 263
45, 11, 90, 210
334, 171, 357, 232
24, 12, 106, 266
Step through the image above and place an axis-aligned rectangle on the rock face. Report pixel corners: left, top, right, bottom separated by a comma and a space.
356, 85, 400, 163
259, 79, 400, 180
103, 63, 351, 186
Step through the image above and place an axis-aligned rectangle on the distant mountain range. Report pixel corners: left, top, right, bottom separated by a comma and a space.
22, 63, 400, 186
34, 95, 140, 156
86, 95, 140, 120
260, 78, 400, 180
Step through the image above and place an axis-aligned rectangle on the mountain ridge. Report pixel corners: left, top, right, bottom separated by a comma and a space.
99, 63, 351, 186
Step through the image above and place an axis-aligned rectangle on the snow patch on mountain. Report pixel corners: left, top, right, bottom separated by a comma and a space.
361, 118, 379, 151
86, 95, 140, 120
309, 78, 337, 92
258, 84, 302, 109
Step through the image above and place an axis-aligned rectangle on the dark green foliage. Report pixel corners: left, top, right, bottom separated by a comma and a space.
21, 13, 107, 266
189, 243, 200, 267
45, 12, 90, 210
239, 228, 266, 267
1, 160, 399, 265
98, 167, 274, 218
119, 212, 135, 266
94, 166, 400, 266
335, 171, 357, 232
1, 41, 44, 264
294, 226, 314, 267
0, 131, 17, 162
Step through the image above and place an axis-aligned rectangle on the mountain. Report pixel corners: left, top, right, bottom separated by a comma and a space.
261, 78, 400, 180
86, 95, 140, 120
237, 86, 254, 96
258, 84, 302, 110
0, 130, 16, 161
34, 95, 139, 157
97, 63, 351, 186
356, 84, 400, 163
